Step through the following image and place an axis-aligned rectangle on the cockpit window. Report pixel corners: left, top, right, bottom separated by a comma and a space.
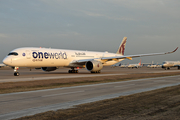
8, 52, 18, 56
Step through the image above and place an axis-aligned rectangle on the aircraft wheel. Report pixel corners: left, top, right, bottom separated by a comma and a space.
91, 71, 100, 73
68, 70, 78, 73
14, 72, 20, 76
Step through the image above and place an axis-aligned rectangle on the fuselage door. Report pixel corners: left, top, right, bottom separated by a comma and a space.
26, 50, 31, 59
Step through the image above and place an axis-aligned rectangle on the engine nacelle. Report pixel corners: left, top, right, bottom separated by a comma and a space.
41, 67, 57, 71
86, 60, 103, 72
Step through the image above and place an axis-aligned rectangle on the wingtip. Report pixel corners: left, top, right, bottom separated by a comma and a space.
173, 47, 178, 52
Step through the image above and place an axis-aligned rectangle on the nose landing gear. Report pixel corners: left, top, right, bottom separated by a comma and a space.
14, 67, 20, 76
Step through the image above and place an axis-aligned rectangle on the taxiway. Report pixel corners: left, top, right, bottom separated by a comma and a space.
0, 67, 179, 83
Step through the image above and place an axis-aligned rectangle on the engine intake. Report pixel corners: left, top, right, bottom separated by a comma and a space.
86, 60, 103, 72
41, 67, 57, 71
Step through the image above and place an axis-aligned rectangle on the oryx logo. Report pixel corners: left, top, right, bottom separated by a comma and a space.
119, 38, 127, 55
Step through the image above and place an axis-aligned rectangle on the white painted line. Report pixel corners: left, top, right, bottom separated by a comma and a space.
114, 84, 135, 88
42, 91, 84, 97
153, 80, 165, 82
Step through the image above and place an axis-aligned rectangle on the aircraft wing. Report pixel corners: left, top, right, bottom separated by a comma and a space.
70, 58, 100, 65
71, 47, 178, 64
101, 47, 178, 61
174, 65, 180, 67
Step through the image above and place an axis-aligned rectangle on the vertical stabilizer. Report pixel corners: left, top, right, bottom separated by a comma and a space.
116, 37, 127, 55
139, 59, 141, 65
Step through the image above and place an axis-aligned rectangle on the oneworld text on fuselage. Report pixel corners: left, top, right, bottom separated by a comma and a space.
32, 52, 67, 59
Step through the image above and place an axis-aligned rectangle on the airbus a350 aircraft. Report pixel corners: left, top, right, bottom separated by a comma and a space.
2, 37, 178, 76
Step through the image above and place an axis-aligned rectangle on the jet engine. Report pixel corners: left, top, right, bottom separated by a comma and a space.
86, 60, 103, 73
41, 67, 57, 71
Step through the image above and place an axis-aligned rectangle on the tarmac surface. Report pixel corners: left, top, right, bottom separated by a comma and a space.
0, 67, 179, 83
0, 67, 180, 120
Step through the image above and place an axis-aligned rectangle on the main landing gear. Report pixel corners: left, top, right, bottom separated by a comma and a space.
68, 68, 78, 73
91, 70, 101, 73
165, 67, 170, 70
14, 67, 20, 76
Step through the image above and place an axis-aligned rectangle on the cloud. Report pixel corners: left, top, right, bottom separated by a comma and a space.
51, 31, 83, 38
81, 11, 135, 21
0, 33, 8, 38
38, 0, 180, 22
105, 0, 180, 16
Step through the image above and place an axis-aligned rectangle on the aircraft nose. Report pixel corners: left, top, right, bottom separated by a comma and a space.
3, 57, 11, 65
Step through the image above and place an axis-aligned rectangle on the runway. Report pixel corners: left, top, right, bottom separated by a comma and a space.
0, 67, 180, 83
0, 74, 180, 120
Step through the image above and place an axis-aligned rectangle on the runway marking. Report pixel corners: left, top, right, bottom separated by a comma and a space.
153, 80, 166, 82
114, 84, 135, 88
0, 96, 41, 105
42, 91, 84, 97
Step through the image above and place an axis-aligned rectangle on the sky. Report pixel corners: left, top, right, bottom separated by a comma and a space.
0, 0, 180, 64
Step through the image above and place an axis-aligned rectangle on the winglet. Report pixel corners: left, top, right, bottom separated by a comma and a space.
139, 59, 141, 65
166, 47, 178, 54
173, 47, 178, 53
116, 37, 127, 55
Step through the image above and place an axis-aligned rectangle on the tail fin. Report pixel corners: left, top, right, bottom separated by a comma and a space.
116, 37, 127, 55
139, 59, 141, 65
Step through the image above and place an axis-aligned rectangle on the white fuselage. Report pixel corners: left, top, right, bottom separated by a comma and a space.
3, 47, 122, 68
162, 61, 180, 68
127, 64, 141, 68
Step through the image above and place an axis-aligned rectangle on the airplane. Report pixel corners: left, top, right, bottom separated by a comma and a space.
0, 63, 6, 68
127, 59, 142, 68
2, 37, 178, 76
120, 64, 129, 68
162, 61, 180, 70
147, 64, 162, 68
